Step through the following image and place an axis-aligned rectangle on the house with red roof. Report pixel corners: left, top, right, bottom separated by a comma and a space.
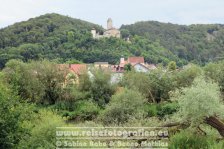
113, 56, 155, 73
59, 64, 88, 86
69, 64, 87, 76
127, 57, 145, 65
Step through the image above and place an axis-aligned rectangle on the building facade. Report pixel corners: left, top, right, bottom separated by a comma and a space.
91, 18, 121, 39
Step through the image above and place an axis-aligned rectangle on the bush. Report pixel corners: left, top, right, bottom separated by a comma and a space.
3, 60, 68, 104
168, 61, 176, 71
0, 82, 33, 149
122, 71, 152, 100
174, 64, 201, 88
90, 69, 116, 107
157, 102, 179, 118
18, 110, 66, 149
169, 130, 220, 149
144, 102, 178, 118
144, 104, 158, 117
100, 88, 146, 125
63, 100, 101, 121
204, 61, 224, 92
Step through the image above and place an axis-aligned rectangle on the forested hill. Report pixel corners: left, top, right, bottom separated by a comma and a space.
0, 13, 224, 69
0, 13, 103, 48
121, 21, 224, 64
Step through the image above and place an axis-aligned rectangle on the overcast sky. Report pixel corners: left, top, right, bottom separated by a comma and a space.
1, 0, 224, 29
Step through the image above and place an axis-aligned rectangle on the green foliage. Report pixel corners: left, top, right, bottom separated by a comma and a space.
144, 102, 179, 118
62, 100, 101, 121
147, 69, 176, 102
18, 109, 66, 149
157, 102, 179, 118
120, 29, 130, 38
144, 104, 158, 117
1, 14, 224, 68
121, 22, 224, 65
90, 69, 115, 107
3, 60, 68, 104
0, 82, 32, 148
0, 13, 189, 69
67, 31, 75, 43
2, 13, 224, 147
58, 85, 87, 105
65, 59, 83, 64
124, 63, 132, 71
172, 76, 224, 125
122, 71, 152, 99
168, 61, 176, 71
204, 61, 224, 92
78, 70, 92, 92
100, 88, 146, 125
174, 64, 202, 88
169, 130, 216, 149
122, 70, 178, 103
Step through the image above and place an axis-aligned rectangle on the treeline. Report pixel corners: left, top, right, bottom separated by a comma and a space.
121, 21, 224, 64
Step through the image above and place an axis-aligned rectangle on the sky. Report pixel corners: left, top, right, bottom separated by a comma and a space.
1, 0, 224, 29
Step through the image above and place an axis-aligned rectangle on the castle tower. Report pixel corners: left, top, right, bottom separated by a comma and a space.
107, 18, 113, 30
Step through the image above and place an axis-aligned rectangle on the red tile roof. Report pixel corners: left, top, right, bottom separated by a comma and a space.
128, 57, 144, 64
70, 64, 87, 75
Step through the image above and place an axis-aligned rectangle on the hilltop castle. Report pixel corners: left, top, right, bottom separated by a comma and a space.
91, 18, 121, 39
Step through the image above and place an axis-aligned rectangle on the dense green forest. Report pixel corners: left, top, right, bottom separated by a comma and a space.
2, 13, 224, 69
121, 21, 224, 64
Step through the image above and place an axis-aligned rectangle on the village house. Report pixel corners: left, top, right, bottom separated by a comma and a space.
112, 56, 156, 73
110, 56, 157, 83
94, 62, 109, 69
133, 63, 150, 73
68, 64, 87, 84
58, 64, 87, 86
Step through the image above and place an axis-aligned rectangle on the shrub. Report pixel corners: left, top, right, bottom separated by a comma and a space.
100, 88, 146, 125
64, 100, 101, 121
169, 130, 221, 149
174, 64, 202, 88
90, 69, 116, 107
18, 110, 66, 149
168, 61, 176, 71
144, 104, 158, 117
204, 61, 224, 92
0, 82, 33, 149
157, 102, 179, 118
3, 60, 68, 104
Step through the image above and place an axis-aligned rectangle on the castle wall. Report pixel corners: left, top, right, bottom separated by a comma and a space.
91, 18, 120, 39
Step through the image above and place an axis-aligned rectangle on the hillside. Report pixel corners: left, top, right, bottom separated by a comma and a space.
1, 13, 224, 69
0, 13, 183, 68
0, 13, 103, 48
121, 21, 224, 63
